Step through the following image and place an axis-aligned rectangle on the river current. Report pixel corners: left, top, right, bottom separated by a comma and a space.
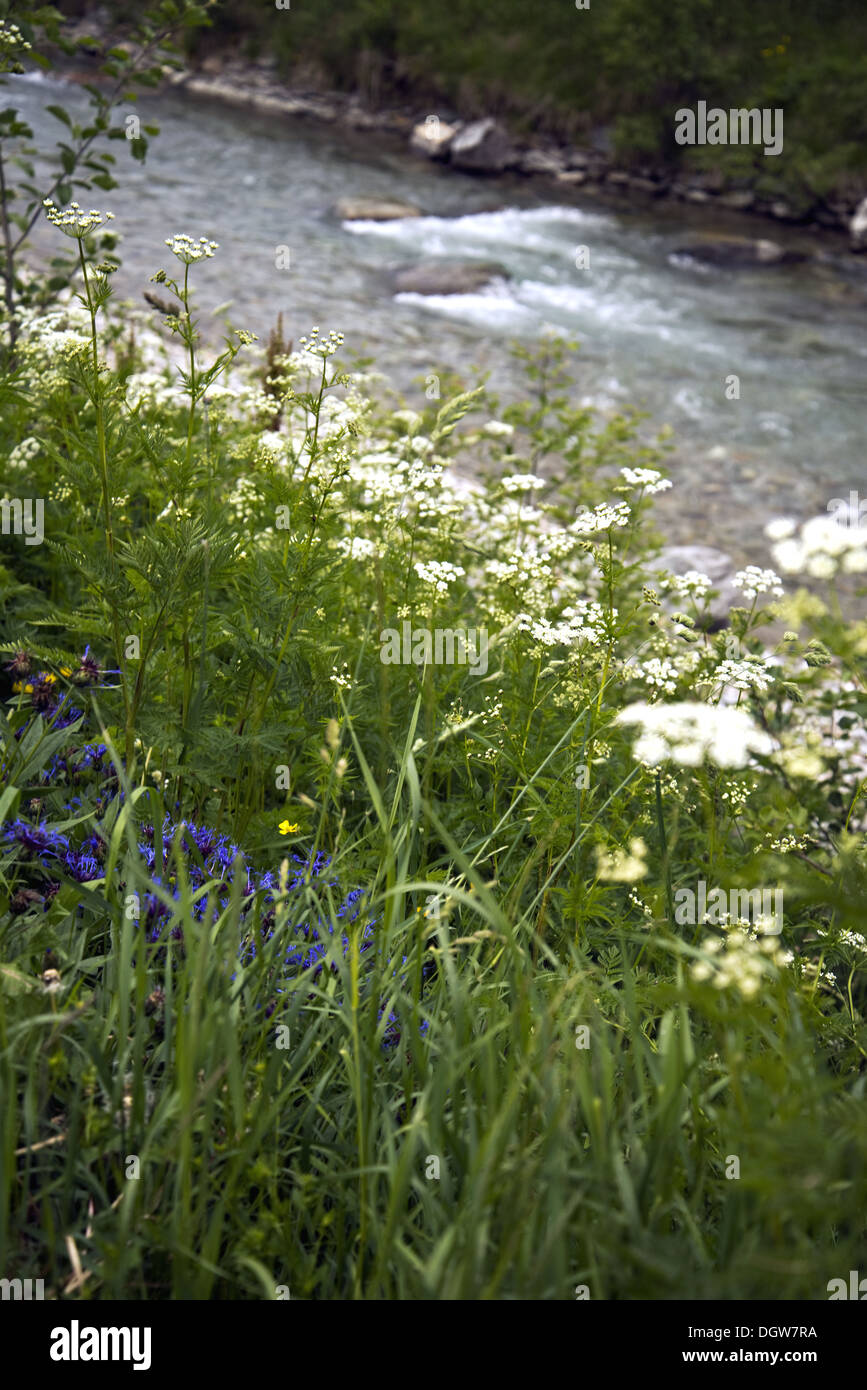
10, 72, 867, 563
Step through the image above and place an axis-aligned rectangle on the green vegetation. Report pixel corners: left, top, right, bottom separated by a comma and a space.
1, 6, 866, 1301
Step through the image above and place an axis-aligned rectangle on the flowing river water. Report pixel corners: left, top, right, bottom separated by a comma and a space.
10, 72, 867, 563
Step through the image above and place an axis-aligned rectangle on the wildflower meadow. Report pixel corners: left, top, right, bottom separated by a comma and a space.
1, 5, 866, 1316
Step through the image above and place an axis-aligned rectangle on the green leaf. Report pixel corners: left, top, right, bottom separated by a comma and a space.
0, 784, 21, 826
45, 104, 73, 129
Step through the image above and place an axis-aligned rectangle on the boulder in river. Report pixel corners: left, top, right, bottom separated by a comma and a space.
410, 117, 459, 160
334, 197, 421, 221
672, 236, 807, 268
449, 119, 514, 173
849, 196, 867, 251
392, 260, 507, 295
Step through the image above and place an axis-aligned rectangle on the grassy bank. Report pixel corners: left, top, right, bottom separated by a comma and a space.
1, 6, 866, 1300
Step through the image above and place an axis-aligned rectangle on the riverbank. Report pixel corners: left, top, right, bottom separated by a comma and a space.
19, 28, 863, 572
60, 13, 867, 253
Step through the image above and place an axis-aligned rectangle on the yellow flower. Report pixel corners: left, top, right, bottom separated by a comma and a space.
278, 821, 299, 835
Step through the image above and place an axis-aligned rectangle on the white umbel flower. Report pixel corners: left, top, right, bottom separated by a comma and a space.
769, 514, 867, 577
620, 467, 672, 494
616, 701, 775, 768
164, 234, 219, 263
43, 199, 115, 239
733, 566, 784, 601
414, 560, 465, 593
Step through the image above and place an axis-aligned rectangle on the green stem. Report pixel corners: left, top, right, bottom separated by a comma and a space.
184, 262, 196, 469
0, 144, 18, 353
77, 240, 129, 742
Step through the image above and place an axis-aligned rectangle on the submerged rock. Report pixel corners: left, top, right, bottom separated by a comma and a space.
391, 260, 506, 295
672, 236, 807, 268
334, 197, 421, 221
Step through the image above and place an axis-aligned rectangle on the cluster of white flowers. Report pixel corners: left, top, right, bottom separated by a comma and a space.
766, 834, 809, 853
7, 436, 40, 472
482, 420, 514, 439
488, 551, 547, 604
571, 501, 631, 535
245, 385, 285, 424
356, 447, 400, 470
43, 199, 115, 240
11, 303, 92, 391
1, 20, 30, 48
712, 654, 776, 696
515, 600, 611, 649
442, 698, 469, 732
628, 886, 654, 921
619, 467, 672, 495
616, 700, 776, 768
595, 837, 648, 883
0, 19, 31, 72
337, 536, 378, 561
657, 569, 712, 601
407, 433, 435, 457
775, 678, 867, 792
441, 688, 507, 761
347, 443, 453, 523
124, 368, 182, 411
631, 656, 680, 695
481, 688, 504, 722
414, 560, 465, 594
254, 430, 289, 467
691, 927, 792, 999
817, 927, 867, 954
500, 473, 546, 494
800, 960, 838, 991
164, 235, 218, 264
299, 327, 345, 359
718, 777, 756, 811
733, 566, 784, 601
767, 516, 867, 578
